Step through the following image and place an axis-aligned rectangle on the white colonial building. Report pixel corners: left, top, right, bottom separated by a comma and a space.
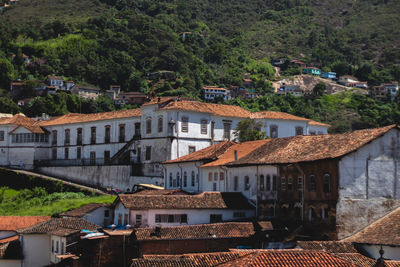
0, 98, 329, 190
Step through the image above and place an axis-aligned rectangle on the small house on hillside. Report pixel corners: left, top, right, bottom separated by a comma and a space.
70, 85, 100, 100
321, 72, 337, 80
302, 67, 321, 76
59, 203, 113, 227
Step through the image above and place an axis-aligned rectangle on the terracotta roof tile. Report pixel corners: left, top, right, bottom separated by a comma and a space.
0, 236, 18, 244
201, 140, 269, 167
385, 261, 400, 267
131, 252, 251, 267
344, 206, 400, 246
133, 189, 191, 195
160, 100, 251, 118
218, 250, 359, 267
309, 120, 331, 127
333, 253, 375, 267
118, 192, 254, 210
39, 108, 141, 126
17, 217, 99, 236
296, 241, 357, 253
134, 221, 272, 241
60, 203, 108, 218
251, 111, 309, 121
164, 141, 235, 164
229, 125, 398, 166
0, 114, 45, 133
0, 216, 50, 231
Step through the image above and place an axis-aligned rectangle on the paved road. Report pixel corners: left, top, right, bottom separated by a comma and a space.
7, 168, 110, 195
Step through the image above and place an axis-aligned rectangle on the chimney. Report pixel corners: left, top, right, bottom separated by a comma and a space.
234, 150, 238, 161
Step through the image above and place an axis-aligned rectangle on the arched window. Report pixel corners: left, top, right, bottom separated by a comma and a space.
266, 175, 271, 191
183, 171, 187, 187
191, 171, 195, 187
309, 174, 316, 192
176, 172, 180, 187
169, 173, 173, 187
323, 173, 331, 193
259, 175, 264, 191
158, 116, 163, 133
146, 117, 152, 134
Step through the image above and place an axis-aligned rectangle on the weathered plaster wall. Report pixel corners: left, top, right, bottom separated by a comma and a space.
38, 165, 163, 191
337, 129, 400, 239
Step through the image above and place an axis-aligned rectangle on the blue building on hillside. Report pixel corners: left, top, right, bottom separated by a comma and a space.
302, 67, 321, 76
321, 72, 337, 79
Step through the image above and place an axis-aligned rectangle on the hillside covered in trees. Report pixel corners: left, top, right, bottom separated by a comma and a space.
0, 0, 400, 132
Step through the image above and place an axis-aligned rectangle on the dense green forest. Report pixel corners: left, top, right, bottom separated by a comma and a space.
0, 0, 400, 132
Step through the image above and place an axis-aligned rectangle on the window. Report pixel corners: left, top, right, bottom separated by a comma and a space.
56, 241, 59, 253
272, 175, 277, 191
123, 213, 128, 225
52, 130, 57, 145
287, 177, 293, 190
210, 214, 222, 223
244, 176, 250, 190
281, 177, 286, 190
64, 129, 70, 145
208, 172, 213, 181
134, 123, 141, 136
91, 127, 96, 144
64, 148, 69, 159
223, 123, 231, 140
260, 175, 264, 191
136, 214, 142, 226
201, 120, 207, 134
183, 171, 187, 187
90, 151, 96, 165
158, 116, 163, 133
191, 171, 195, 187
310, 174, 316, 192
77, 128, 82, 145
104, 210, 110, 217
119, 124, 125, 142
310, 131, 316, 135
145, 146, 151, 161
169, 173, 173, 187
188, 146, 196, 154
323, 173, 331, 193
233, 212, 245, 218
266, 175, 271, 191
211, 121, 215, 139
104, 126, 111, 143
214, 172, 218, 181
176, 172, 180, 187
155, 214, 187, 223
220, 172, 224, 181
295, 126, 304, 136
298, 176, 303, 191
51, 240, 54, 253
61, 241, 64, 254
77, 147, 81, 159
270, 125, 278, 138
146, 118, 152, 134
181, 117, 189, 132
234, 176, 239, 191
213, 183, 217, 191
118, 213, 122, 225
52, 148, 57, 160
104, 150, 110, 164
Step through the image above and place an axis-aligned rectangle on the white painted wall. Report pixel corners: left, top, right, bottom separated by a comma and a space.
21, 234, 50, 267
257, 119, 309, 138
308, 125, 328, 135
164, 162, 200, 192
81, 206, 112, 227
50, 235, 66, 264
337, 129, 400, 239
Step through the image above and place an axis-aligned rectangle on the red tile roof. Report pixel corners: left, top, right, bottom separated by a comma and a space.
229, 125, 398, 166
117, 192, 254, 210
60, 203, 108, 218
133, 189, 191, 195
309, 120, 331, 127
343, 206, 400, 246
296, 241, 357, 253
251, 111, 309, 121
164, 141, 235, 164
218, 250, 359, 267
39, 108, 141, 126
0, 114, 45, 133
160, 100, 251, 118
134, 221, 272, 241
333, 253, 375, 267
0, 236, 18, 244
0, 216, 50, 231
201, 140, 269, 167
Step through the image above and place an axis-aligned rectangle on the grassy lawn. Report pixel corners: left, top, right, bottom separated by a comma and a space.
0, 187, 115, 216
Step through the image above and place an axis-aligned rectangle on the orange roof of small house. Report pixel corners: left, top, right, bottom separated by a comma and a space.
0, 216, 50, 231
201, 139, 269, 167
251, 111, 310, 121
308, 120, 331, 127
164, 141, 235, 164
39, 109, 141, 126
228, 125, 399, 166
0, 114, 44, 133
